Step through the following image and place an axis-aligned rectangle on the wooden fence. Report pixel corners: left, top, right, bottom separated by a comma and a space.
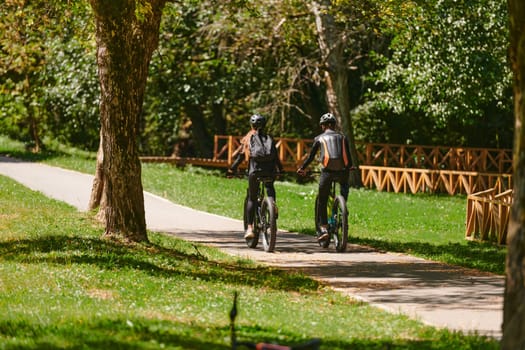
465, 188, 513, 244
212, 135, 512, 170
360, 143, 513, 173
142, 135, 513, 196
360, 166, 512, 195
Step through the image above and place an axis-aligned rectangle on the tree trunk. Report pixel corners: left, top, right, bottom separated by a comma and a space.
310, 0, 362, 187
89, 0, 166, 242
502, 1, 525, 348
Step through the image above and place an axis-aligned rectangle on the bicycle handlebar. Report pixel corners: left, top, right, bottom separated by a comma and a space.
226, 170, 282, 182
298, 167, 357, 176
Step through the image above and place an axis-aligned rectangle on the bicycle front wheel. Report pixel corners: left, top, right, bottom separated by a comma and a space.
332, 195, 348, 252
260, 197, 277, 252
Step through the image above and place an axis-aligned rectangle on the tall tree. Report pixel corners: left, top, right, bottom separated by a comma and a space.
88, 0, 166, 242
309, 0, 371, 185
309, 1, 350, 134
502, 0, 525, 348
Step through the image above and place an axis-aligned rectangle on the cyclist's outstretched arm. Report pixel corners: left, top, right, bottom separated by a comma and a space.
298, 140, 320, 175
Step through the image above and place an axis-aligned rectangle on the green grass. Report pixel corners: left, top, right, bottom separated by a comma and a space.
0, 135, 506, 275
0, 169, 499, 349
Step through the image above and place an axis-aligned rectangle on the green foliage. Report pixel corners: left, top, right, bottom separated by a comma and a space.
0, 1, 99, 151
359, 0, 513, 147
143, 0, 323, 155
0, 0, 514, 155
0, 0, 51, 148
135, 0, 154, 22
43, 34, 100, 151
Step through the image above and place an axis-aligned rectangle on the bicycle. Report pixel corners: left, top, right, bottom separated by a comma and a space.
230, 291, 321, 350
301, 171, 348, 252
243, 176, 278, 252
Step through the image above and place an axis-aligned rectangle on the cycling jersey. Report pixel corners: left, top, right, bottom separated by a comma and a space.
300, 129, 352, 171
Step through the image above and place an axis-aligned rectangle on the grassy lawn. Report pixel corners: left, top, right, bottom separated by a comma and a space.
0, 167, 499, 349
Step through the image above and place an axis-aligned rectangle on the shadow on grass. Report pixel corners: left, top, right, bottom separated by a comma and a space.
0, 317, 232, 350
0, 149, 76, 162
0, 234, 318, 293
0, 318, 499, 350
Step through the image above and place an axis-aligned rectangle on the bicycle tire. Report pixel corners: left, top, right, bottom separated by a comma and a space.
260, 197, 277, 252
243, 190, 259, 249
332, 195, 348, 252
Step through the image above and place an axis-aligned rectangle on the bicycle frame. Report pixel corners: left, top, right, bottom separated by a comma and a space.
326, 182, 341, 230
310, 172, 349, 252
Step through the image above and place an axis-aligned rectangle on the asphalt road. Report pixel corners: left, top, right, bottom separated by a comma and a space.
0, 156, 504, 338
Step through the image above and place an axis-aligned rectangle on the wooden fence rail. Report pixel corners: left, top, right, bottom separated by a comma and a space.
465, 188, 513, 244
212, 135, 312, 169
212, 135, 512, 173
361, 143, 513, 173
142, 135, 513, 196
361, 166, 513, 196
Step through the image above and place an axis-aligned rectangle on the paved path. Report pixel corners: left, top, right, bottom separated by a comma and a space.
0, 157, 504, 338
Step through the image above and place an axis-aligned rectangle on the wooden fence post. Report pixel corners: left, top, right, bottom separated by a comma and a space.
227, 136, 234, 164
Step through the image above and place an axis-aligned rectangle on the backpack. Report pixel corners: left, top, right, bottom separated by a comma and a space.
249, 133, 276, 163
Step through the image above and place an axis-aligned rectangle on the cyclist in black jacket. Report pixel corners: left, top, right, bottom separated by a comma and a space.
228, 114, 283, 239
297, 113, 352, 242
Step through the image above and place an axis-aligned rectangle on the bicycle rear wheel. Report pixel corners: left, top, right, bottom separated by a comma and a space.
260, 197, 277, 252
243, 190, 259, 249
331, 195, 348, 252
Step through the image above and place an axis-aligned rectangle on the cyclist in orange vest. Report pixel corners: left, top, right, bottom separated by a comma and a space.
297, 113, 352, 242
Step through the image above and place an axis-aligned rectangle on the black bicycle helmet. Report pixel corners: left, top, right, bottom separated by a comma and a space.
250, 114, 266, 129
319, 112, 336, 125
